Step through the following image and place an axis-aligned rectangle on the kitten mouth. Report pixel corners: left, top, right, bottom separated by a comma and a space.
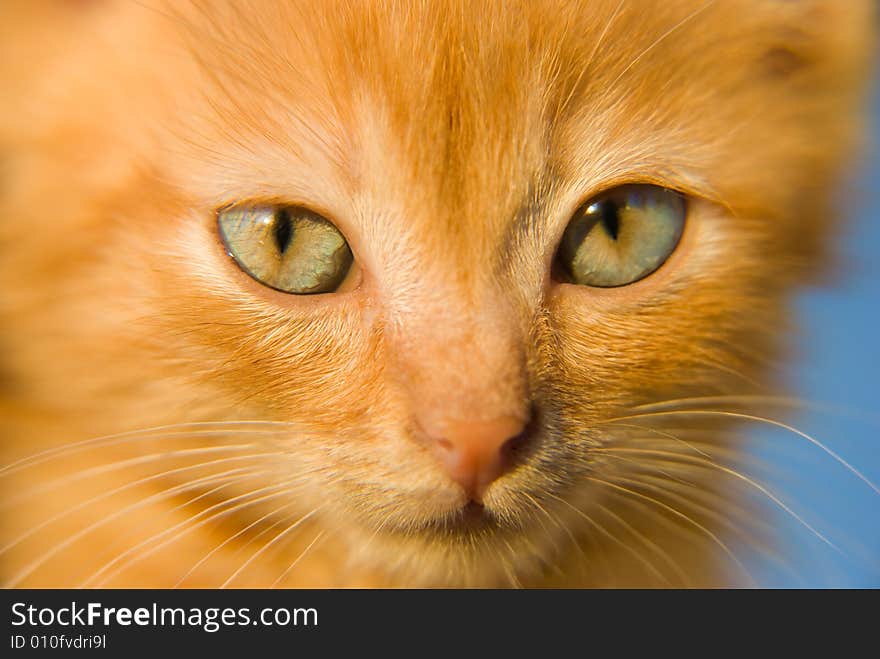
420, 500, 499, 536
367, 495, 512, 543
458, 501, 493, 528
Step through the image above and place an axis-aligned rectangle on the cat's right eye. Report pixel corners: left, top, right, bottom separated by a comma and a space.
217, 204, 354, 295
554, 184, 686, 288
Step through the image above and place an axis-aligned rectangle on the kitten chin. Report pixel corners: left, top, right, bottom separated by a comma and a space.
0, 0, 874, 587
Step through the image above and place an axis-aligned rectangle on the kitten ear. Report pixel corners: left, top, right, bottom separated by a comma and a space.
757, 0, 875, 81
757, 0, 876, 284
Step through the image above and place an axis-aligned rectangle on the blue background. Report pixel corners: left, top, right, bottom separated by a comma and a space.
745, 78, 880, 587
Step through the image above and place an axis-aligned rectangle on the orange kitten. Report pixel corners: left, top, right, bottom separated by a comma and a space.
0, 0, 874, 587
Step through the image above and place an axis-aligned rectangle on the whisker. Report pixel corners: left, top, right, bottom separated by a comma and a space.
520, 491, 556, 538
270, 531, 326, 588
354, 514, 391, 567
84, 481, 295, 587
219, 507, 320, 588
633, 395, 880, 424
545, 491, 668, 584
604, 410, 880, 496
1, 444, 261, 509
607, 471, 777, 572
80, 477, 271, 588
540, 494, 596, 580
0, 452, 283, 555
522, 490, 579, 569
1, 421, 295, 476
594, 447, 698, 490
598, 421, 713, 459
612, 469, 764, 537
175, 499, 302, 588
498, 539, 524, 589
599, 447, 840, 552
593, 499, 690, 586
4, 467, 269, 587
690, 347, 764, 389
583, 474, 752, 583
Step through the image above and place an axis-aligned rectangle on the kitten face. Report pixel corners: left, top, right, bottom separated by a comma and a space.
0, 0, 873, 586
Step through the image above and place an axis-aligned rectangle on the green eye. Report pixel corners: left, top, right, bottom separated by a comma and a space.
218, 205, 354, 295
555, 185, 686, 287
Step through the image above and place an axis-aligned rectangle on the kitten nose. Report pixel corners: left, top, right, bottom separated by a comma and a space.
428, 416, 528, 501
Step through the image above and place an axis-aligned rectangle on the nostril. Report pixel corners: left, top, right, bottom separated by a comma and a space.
498, 410, 538, 467
498, 427, 529, 470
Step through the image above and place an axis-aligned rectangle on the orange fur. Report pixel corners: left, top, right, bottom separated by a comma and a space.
0, 0, 874, 587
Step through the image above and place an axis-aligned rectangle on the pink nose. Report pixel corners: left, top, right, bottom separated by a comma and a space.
427, 416, 528, 501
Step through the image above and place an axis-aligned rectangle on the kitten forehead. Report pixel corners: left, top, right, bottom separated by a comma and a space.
176, 0, 855, 162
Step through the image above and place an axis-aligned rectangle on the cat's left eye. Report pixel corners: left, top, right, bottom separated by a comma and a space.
217, 204, 354, 295
554, 184, 686, 288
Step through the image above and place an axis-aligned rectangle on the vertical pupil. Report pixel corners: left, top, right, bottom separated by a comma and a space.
599, 200, 620, 240
272, 209, 293, 253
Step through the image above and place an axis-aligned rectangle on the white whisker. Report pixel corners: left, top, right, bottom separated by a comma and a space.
219, 507, 320, 589
2, 444, 262, 509
608, 410, 880, 496
600, 421, 712, 459
1, 421, 295, 477
84, 482, 295, 587
270, 531, 326, 588
545, 491, 668, 584
584, 474, 752, 583
4, 467, 269, 587
175, 499, 302, 588
600, 447, 839, 552
0, 452, 283, 555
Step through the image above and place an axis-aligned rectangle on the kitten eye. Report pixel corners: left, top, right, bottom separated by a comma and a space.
555, 184, 686, 288
217, 205, 354, 295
